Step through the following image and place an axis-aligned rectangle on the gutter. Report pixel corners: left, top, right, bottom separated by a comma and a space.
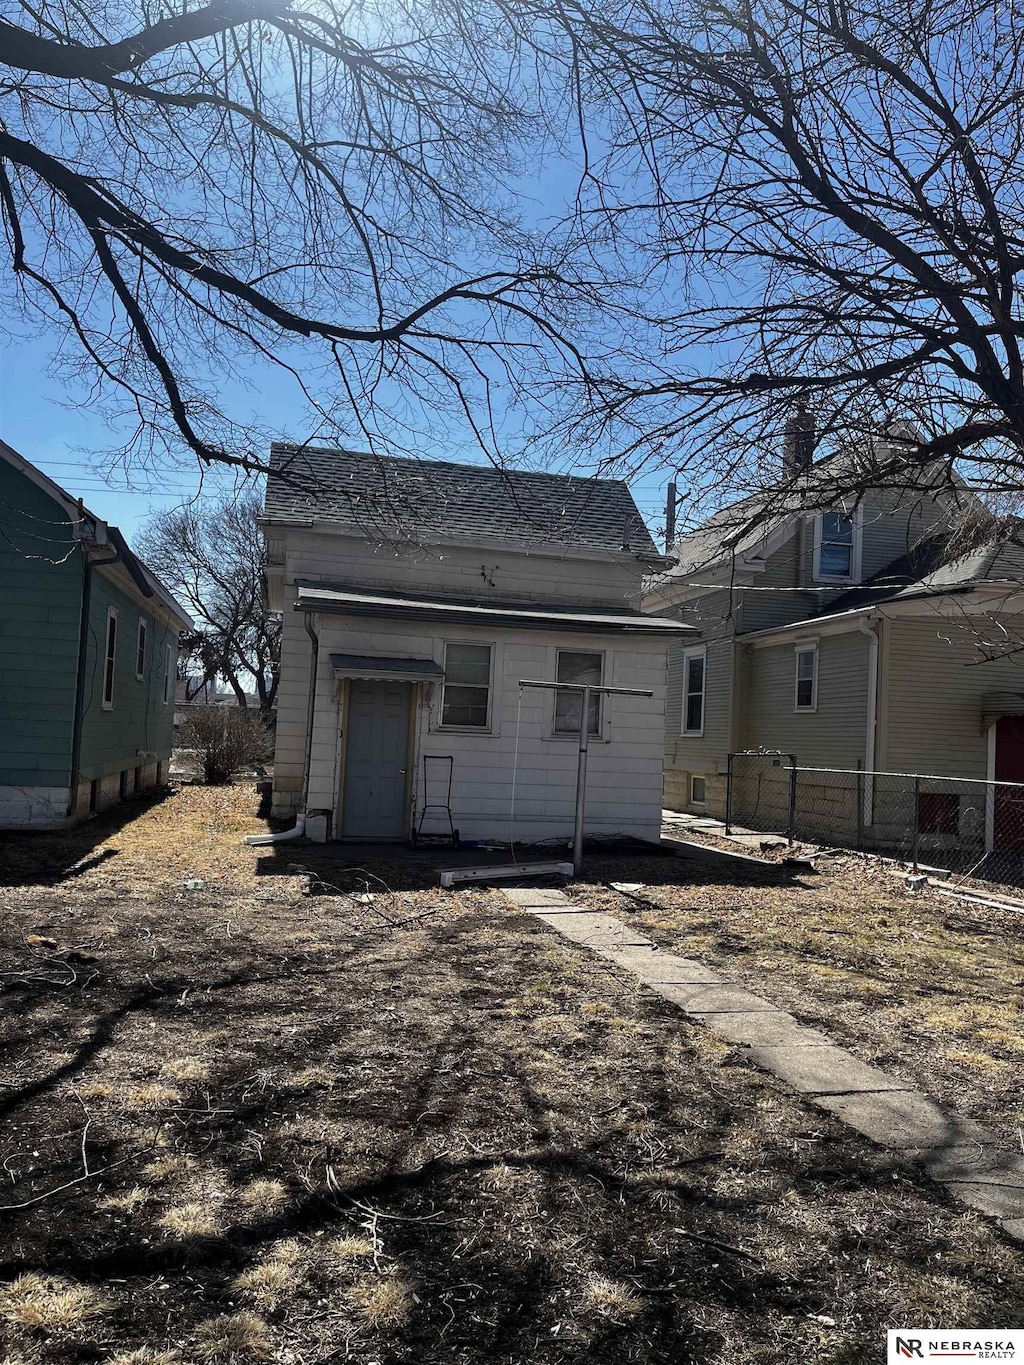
858, 616, 880, 824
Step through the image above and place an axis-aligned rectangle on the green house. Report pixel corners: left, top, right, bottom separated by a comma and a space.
0, 440, 192, 828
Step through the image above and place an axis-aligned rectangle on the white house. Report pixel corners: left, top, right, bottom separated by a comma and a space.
262, 445, 689, 845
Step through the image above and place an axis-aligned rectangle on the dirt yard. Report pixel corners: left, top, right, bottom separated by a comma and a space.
571, 845, 1024, 1131
1, 786, 1022, 1365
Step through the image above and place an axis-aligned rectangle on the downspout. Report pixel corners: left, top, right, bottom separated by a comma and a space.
245, 611, 318, 845
858, 616, 879, 826
67, 540, 122, 817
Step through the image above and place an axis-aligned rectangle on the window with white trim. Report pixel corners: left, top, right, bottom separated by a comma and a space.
681, 646, 706, 735
814, 507, 861, 581
136, 619, 148, 679
102, 608, 117, 709
441, 642, 492, 728
163, 643, 173, 704
554, 650, 602, 735
795, 645, 818, 711
690, 774, 707, 805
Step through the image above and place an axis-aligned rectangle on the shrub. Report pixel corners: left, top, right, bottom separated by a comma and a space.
179, 708, 269, 785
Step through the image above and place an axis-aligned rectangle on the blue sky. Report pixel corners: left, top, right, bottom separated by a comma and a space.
0, 329, 678, 546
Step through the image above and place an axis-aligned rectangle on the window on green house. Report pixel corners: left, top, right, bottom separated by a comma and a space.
136, 619, 148, 679
163, 643, 173, 704
102, 608, 117, 709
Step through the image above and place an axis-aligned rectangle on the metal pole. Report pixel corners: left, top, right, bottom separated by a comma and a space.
787, 755, 798, 846
573, 685, 591, 876
725, 752, 734, 834
856, 759, 864, 850
912, 774, 921, 872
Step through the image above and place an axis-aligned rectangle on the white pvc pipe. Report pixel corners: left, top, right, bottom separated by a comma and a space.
244, 813, 306, 846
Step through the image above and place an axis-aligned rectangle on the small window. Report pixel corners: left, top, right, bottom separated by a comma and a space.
795, 645, 817, 710
817, 510, 855, 578
691, 775, 707, 806
163, 643, 173, 705
918, 791, 959, 835
554, 650, 602, 734
136, 619, 148, 679
682, 646, 706, 735
441, 642, 491, 728
102, 608, 117, 709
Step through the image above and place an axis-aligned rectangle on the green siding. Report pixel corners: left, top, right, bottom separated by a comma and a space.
0, 459, 82, 786
77, 566, 177, 782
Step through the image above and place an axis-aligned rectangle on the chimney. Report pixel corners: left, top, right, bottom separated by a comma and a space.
783, 403, 815, 478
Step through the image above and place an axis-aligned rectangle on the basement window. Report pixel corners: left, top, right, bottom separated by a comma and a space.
690, 775, 707, 806
918, 791, 960, 835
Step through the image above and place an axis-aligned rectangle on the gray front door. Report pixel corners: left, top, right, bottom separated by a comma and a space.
340, 680, 411, 838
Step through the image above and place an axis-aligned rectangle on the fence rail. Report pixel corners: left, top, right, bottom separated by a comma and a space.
725, 750, 1024, 887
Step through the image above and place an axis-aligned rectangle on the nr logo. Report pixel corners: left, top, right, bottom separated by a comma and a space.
895, 1342, 924, 1360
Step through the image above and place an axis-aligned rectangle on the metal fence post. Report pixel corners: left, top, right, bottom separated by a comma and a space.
856, 759, 864, 850
725, 752, 734, 834
787, 755, 798, 846
912, 774, 921, 871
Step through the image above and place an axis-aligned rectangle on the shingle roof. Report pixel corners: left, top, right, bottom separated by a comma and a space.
264, 444, 658, 556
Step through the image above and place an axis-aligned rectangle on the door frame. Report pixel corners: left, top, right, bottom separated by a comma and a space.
986, 720, 996, 854
334, 678, 419, 840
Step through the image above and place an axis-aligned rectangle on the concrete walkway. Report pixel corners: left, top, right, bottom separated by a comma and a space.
503, 885, 1024, 1246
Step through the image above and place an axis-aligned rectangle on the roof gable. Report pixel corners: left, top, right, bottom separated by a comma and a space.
265, 444, 659, 557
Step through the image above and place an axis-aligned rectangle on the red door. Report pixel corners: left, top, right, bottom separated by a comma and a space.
993, 716, 1024, 850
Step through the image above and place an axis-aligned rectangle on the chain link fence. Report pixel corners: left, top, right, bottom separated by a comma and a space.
726, 750, 1024, 887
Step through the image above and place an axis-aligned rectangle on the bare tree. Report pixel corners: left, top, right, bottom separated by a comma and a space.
494, 0, 1024, 517
139, 491, 280, 717
0, 0, 599, 476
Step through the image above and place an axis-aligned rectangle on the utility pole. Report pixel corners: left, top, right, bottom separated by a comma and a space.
517, 678, 654, 875
664, 472, 687, 550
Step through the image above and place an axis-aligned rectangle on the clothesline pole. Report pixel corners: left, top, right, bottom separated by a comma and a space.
517, 678, 655, 875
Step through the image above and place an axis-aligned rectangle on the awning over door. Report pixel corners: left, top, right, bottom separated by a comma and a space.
329, 652, 444, 683
981, 691, 1024, 730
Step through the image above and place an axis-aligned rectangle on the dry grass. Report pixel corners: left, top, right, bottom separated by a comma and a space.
0, 1273, 107, 1330
104, 1350, 182, 1365
579, 1274, 644, 1319
160, 1056, 210, 1082
99, 1185, 148, 1214
328, 1235, 376, 1261
237, 1178, 288, 1214
573, 848, 1024, 1126
157, 1200, 219, 1240
232, 1261, 301, 1313
192, 1312, 273, 1362
350, 1276, 415, 1328
2, 786, 1023, 1365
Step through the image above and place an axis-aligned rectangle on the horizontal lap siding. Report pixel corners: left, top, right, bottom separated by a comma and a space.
741, 630, 870, 768
0, 460, 81, 788
663, 589, 735, 809
77, 567, 178, 782
882, 616, 1024, 780
300, 615, 667, 841
276, 529, 644, 609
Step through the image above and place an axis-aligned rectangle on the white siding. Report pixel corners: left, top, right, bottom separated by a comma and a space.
295, 615, 666, 843
270, 522, 667, 840
269, 527, 644, 611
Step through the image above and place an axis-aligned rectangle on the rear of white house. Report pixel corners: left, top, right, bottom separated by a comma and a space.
263, 445, 688, 845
